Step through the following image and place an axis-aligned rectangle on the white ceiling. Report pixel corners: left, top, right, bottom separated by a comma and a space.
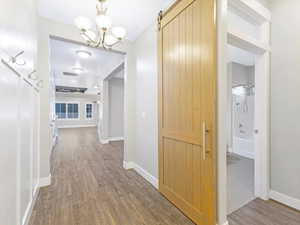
38, 0, 175, 41
228, 45, 256, 66
50, 38, 124, 91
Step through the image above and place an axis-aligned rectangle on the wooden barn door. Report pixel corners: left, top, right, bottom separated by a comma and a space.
158, 0, 217, 224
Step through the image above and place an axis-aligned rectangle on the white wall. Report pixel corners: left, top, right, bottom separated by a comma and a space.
98, 79, 109, 143
0, 60, 21, 225
256, 0, 269, 9
108, 78, 124, 139
99, 70, 125, 142
0, 1, 40, 225
132, 24, 159, 178
231, 62, 254, 87
55, 93, 99, 128
270, 0, 300, 203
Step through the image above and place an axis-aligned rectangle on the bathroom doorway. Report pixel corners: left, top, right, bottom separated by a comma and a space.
227, 44, 256, 213
226, 0, 271, 215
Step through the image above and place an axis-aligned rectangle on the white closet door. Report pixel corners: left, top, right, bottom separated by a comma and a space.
0, 63, 20, 225
19, 81, 34, 223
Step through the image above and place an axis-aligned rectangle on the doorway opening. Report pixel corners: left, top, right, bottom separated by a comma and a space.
225, 0, 271, 217
100, 63, 125, 144
227, 44, 256, 214
48, 36, 125, 151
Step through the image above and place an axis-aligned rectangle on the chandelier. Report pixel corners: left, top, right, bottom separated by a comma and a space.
74, 0, 127, 49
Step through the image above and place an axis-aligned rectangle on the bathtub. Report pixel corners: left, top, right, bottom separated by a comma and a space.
232, 136, 254, 159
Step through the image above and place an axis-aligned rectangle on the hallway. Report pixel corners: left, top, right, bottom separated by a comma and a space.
28, 128, 195, 225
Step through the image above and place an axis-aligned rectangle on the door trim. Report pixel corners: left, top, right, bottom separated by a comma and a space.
226, 0, 271, 202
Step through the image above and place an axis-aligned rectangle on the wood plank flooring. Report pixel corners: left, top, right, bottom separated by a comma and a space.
29, 128, 300, 225
29, 128, 195, 225
228, 198, 300, 225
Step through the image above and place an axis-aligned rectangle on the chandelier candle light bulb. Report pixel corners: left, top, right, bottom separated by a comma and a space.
112, 27, 127, 40
75, 17, 92, 31
74, 0, 126, 49
96, 15, 112, 30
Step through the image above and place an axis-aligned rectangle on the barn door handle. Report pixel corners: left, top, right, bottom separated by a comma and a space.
202, 122, 209, 160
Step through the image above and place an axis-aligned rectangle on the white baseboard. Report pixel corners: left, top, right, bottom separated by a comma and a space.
123, 161, 158, 189
58, 124, 97, 129
108, 137, 124, 142
123, 161, 135, 170
39, 174, 52, 188
100, 138, 109, 144
22, 186, 39, 225
218, 221, 229, 225
100, 137, 124, 144
269, 190, 300, 211
134, 163, 159, 189
123, 160, 230, 225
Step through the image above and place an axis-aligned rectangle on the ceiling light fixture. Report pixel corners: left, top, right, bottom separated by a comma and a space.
72, 67, 84, 73
76, 50, 92, 58
74, 0, 127, 49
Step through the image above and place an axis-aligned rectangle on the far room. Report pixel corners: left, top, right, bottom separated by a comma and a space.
49, 37, 125, 148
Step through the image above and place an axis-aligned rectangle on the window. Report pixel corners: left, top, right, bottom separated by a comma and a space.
55, 103, 79, 119
67, 103, 79, 119
86, 103, 93, 119
55, 103, 66, 119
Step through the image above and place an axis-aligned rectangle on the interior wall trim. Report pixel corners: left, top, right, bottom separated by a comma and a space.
39, 174, 52, 188
122, 162, 230, 224
269, 190, 300, 211
57, 124, 97, 129
100, 138, 109, 144
108, 137, 124, 142
22, 188, 40, 225
123, 161, 158, 189
123, 161, 135, 170
99, 137, 124, 144
218, 221, 229, 225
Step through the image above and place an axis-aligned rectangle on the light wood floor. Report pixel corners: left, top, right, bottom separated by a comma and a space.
228, 198, 300, 225
29, 128, 300, 225
29, 128, 195, 225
